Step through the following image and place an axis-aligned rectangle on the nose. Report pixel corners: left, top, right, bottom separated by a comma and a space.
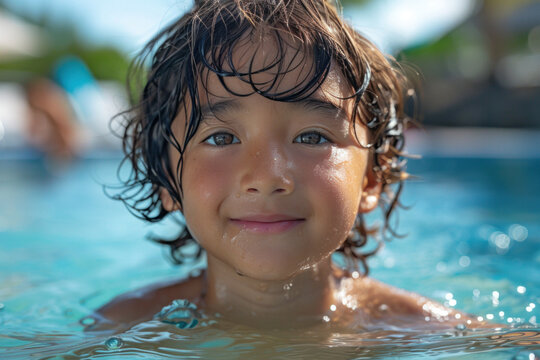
239, 145, 294, 196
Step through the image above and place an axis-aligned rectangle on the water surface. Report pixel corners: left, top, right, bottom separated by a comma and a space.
0, 157, 538, 359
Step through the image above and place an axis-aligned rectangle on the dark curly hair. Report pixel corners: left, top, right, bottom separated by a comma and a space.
112, 0, 417, 275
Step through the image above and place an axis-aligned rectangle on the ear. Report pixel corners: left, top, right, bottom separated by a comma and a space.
359, 167, 382, 214
160, 188, 181, 212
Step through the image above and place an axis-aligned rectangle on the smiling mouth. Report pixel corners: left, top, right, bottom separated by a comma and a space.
230, 216, 305, 234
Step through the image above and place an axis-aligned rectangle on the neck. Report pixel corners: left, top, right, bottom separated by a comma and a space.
204, 255, 341, 328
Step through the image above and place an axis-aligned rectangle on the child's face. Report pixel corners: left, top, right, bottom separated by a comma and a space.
165, 41, 377, 281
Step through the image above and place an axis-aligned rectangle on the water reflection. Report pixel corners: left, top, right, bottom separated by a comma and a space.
2, 321, 538, 359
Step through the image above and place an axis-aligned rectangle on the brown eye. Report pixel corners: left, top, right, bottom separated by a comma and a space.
294, 131, 330, 145
204, 132, 239, 146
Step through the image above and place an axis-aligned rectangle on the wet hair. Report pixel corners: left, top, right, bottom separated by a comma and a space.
113, 0, 417, 275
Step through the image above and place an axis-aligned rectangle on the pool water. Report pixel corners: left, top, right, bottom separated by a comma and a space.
0, 156, 538, 359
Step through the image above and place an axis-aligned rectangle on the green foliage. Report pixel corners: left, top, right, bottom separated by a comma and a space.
0, 4, 130, 83
0, 45, 130, 83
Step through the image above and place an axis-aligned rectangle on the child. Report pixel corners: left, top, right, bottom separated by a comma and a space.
96, 0, 485, 331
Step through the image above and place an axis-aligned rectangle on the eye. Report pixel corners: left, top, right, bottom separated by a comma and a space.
293, 131, 330, 145
203, 132, 240, 146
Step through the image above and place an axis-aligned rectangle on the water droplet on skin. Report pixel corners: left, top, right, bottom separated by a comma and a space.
155, 299, 201, 329
378, 304, 389, 312
283, 283, 292, 291
230, 234, 239, 244
105, 337, 123, 350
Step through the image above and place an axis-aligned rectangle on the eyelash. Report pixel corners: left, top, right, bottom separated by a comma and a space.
203, 130, 332, 146
293, 131, 331, 145
203, 132, 240, 146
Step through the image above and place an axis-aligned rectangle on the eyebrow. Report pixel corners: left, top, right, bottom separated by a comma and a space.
199, 96, 346, 121
294, 97, 346, 119
198, 100, 233, 123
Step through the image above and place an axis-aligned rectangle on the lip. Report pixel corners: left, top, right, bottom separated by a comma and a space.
230, 215, 305, 234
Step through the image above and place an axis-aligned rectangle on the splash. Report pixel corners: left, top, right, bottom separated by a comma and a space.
454, 323, 467, 337
105, 337, 123, 350
155, 299, 201, 329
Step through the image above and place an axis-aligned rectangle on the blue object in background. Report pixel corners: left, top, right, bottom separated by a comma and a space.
52, 56, 99, 125
53, 56, 96, 96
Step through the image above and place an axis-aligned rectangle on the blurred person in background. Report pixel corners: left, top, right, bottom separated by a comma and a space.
0, 7, 128, 162
24, 77, 81, 161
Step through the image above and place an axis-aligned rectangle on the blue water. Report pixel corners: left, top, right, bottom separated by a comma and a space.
0, 156, 538, 358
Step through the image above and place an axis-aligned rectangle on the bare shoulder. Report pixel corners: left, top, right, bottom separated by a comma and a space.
86, 272, 205, 331
344, 276, 429, 317
342, 276, 487, 328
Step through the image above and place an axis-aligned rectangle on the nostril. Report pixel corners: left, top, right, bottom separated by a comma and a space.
247, 188, 258, 193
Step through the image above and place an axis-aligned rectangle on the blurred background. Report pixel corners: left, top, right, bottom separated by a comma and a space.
0, 0, 539, 159
0, 2, 539, 354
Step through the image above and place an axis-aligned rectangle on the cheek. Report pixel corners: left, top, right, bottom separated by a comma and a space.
314, 147, 365, 200
306, 147, 366, 228
182, 153, 231, 205
181, 152, 233, 241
